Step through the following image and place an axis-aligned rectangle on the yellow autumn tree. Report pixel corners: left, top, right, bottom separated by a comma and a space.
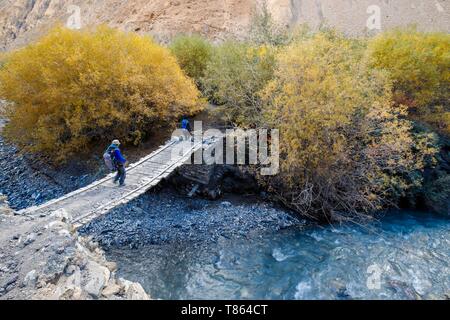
260, 32, 437, 221
0, 26, 203, 161
368, 29, 450, 134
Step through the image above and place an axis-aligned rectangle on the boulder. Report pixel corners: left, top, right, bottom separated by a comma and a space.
82, 260, 111, 298
64, 264, 77, 276
23, 233, 37, 246
102, 283, 121, 297
118, 278, 150, 300
53, 284, 83, 300
125, 283, 150, 300
104, 261, 117, 272
67, 268, 82, 288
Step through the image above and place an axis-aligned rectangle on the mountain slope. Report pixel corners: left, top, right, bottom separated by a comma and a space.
0, 0, 449, 51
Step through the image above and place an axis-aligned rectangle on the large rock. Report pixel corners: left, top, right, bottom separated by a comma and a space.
126, 283, 150, 300
23, 233, 37, 246
82, 260, 111, 298
118, 278, 150, 300
102, 283, 121, 297
52, 267, 83, 300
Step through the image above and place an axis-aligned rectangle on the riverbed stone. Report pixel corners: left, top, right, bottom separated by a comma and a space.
53, 283, 83, 300
68, 267, 82, 286
104, 261, 117, 272
126, 283, 149, 300
64, 264, 77, 276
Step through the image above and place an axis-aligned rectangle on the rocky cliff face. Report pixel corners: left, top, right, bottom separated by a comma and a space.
0, 0, 449, 50
0, 0, 254, 50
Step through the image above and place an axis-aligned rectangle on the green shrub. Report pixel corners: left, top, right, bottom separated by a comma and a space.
169, 34, 213, 86
202, 41, 276, 127
248, 0, 289, 46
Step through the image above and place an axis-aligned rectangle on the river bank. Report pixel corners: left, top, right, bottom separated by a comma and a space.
79, 188, 303, 248
2, 184, 448, 300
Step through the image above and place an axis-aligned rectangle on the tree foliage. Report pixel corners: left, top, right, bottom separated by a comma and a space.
169, 34, 213, 86
260, 32, 438, 220
368, 29, 450, 134
0, 26, 203, 161
202, 41, 276, 127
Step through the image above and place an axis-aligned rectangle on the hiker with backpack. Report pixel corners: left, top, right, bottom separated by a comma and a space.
103, 139, 127, 186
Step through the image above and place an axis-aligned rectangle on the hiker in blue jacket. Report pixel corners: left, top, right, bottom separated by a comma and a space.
110, 139, 127, 186
181, 117, 191, 132
180, 116, 192, 140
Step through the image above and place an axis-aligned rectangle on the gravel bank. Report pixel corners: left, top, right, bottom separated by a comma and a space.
80, 189, 305, 248
0, 131, 100, 210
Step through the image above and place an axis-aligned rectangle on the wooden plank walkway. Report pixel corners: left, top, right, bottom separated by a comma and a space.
18, 133, 221, 229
